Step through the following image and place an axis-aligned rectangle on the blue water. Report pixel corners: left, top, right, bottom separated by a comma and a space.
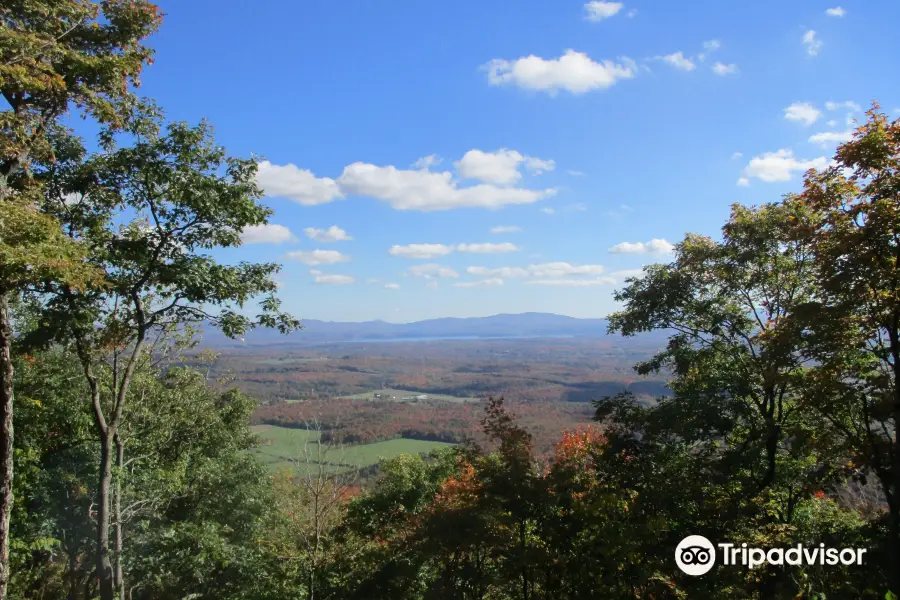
340, 334, 577, 344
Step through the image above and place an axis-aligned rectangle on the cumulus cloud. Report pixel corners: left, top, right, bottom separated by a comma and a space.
285, 249, 350, 265
491, 225, 522, 234
697, 40, 722, 62
389, 244, 454, 259
742, 149, 829, 183
483, 50, 636, 95
737, 177, 750, 187
584, 1, 623, 21
384, 283, 400, 290
466, 262, 606, 279
784, 102, 822, 126
256, 161, 343, 205
825, 100, 861, 112
413, 154, 442, 170
312, 273, 355, 285
712, 62, 739, 76
809, 130, 853, 146
467, 266, 531, 279
389, 242, 520, 259
803, 30, 822, 56
338, 162, 555, 211
659, 51, 696, 71
456, 242, 520, 254
526, 277, 616, 286
455, 149, 554, 185
732, 152, 743, 160
541, 207, 556, 214
567, 169, 585, 176
304, 225, 352, 242
528, 262, 606, 277
409, 264, 459, 279
241, 224, 297, 245
608, 239, 674, 254
454, 278, 504, 288
825, 6, 845, 16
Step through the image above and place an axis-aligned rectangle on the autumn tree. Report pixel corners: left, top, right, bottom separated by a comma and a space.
0, 2, 161, 595
789, 104, 900, 594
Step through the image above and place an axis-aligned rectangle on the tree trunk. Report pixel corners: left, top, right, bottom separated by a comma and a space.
113, 436, 125, 600
97, 432, 115, 600
0, 293, 15, 600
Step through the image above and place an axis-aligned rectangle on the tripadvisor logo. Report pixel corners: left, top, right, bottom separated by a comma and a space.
675, 535, 867, 576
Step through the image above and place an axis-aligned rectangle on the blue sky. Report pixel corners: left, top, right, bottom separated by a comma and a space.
127, 0, 899, 322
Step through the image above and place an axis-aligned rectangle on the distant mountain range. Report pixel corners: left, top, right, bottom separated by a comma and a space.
199, 312, 621, 347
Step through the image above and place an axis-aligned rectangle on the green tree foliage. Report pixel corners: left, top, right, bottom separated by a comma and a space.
24, 118, 299, 599
0, 3, 161, 595
8, 348, 284, 600
787, 104, 900, 594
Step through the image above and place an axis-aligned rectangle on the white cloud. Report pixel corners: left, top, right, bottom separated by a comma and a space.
527, 262, 606, 277
737, 177, 750, 187
455, 149, 554, 185
809, 130, 853, 146
454, 278, 504, 288
584, 1, 623, 21
466, 262, 606, 279
742, 149, 829, 183
826, 119, 838, 127
366, 278, 380, 284
467, 266, 531, 279
456, 242, 521, 254
491, 225, 522, 234
541, 207, 556, 214
825, 6, 845, 17
803, 30, 822, 56
410, 264, 459, 279
566, 202, 588, 212
526, 277, 616, 286
338, 162, 555, 211
312, 273, 355, 285
712, 62, 739, 76
524, 156, 556, 174
731, 152, 743, 160
609, 239, 674, 254
304, 225, 352, 242
626, 8, 637, 17
567, 169, 585, 176
784, 102, 822, 126
241, 224, 297, 245
286, 249, 350, 265
703, 40, 722, 52
825, 100, 861, 112
413, 154, 442, 170
659, 51, 696, 71
484, 50, 636, 95
256, 160, 343, 205
384, 283, 400, 290
389, 244, 454, 259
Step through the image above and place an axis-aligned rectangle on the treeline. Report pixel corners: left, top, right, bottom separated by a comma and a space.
252, 398, 593, 454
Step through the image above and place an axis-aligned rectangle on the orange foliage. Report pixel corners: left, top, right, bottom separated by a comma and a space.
553, 425, 606, 463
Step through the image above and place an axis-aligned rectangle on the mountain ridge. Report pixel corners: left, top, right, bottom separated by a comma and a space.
199, 312, 616, 347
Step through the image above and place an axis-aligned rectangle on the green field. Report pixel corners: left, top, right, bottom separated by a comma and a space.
341, 388, 478, 403
251, 424, 454, 474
